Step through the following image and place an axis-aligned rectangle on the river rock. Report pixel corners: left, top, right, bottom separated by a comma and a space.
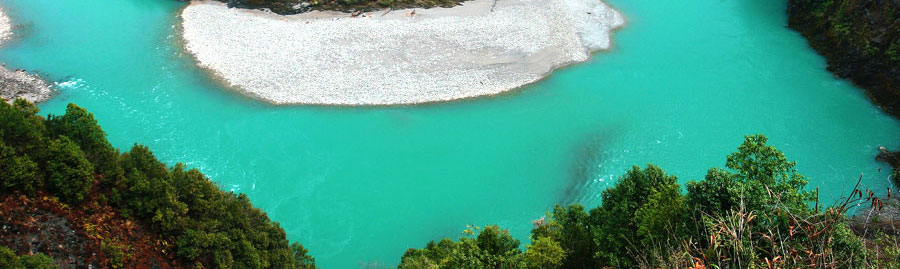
0, 66, 54, 104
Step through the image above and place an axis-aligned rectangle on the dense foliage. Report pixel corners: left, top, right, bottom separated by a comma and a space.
3, 97, 897, 268
401, 135, 891, 268
0, 99, 315, 268
214, 0, 467, 15
0, 246, 56, 269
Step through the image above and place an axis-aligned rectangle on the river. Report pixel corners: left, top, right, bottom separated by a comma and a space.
0, 0, 897, 267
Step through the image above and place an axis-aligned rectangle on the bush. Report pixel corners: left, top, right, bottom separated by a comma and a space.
399, 226, 523, 268
0, 100, 313, 268
403, 135, 887, 268
43, 136, 94, 204
592, 164, 683, 267
523, 237, 565, 269
0, 246, 57, 269
18, 254, 57, 269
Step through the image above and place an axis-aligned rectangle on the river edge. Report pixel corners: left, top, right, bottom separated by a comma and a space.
0, 6, 55, 104
785, 0, 900, 174
178, 0, 626, 106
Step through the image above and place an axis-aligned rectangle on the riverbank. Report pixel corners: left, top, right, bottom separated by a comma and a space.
0, 7, 53, 104
787, 0, 899, 119
0, 66, 54, 104
180, 0, 624, 105
786, 0, 900, 175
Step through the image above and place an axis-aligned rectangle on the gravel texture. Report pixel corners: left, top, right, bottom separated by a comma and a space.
181, 0, 624, 105
0, 66, 54, 104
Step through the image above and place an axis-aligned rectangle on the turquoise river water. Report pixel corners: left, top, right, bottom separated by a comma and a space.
2, 0, 899, 267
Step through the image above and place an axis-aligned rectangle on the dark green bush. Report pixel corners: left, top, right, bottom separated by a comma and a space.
0, 246, 57, 269
43, 136, 94, 203
403, 135, 885, 268
0, 100, 313, 268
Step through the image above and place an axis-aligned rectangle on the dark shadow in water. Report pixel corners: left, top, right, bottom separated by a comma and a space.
561, 123, 624, 205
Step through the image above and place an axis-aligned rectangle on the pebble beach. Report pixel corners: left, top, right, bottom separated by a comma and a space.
180, 0, 624, 105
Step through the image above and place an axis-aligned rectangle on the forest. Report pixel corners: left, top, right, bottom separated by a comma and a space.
0, 99, 315, 268
2, 99, 900, 268
399, 135, 900, 268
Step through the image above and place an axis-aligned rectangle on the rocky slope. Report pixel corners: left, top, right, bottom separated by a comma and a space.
787, 0, 899, 118
788, 0, 900, 174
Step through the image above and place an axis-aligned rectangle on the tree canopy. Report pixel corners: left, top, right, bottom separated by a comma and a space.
0, 100, 315, 268
400, 135, 882, 268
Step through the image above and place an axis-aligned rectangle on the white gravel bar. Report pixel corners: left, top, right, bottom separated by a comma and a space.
181, 0, 624, 105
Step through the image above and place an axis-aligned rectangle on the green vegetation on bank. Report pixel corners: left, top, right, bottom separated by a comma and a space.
215, 0, 467, 15
0, 246, 56, 269
788, 0, 900, 221
401, 135, 899, 268
4, 99, 898, 268
0, 99, 315, 268
788, 0, 900, 117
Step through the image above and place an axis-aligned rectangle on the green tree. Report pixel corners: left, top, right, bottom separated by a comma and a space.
400, 239, 454, 269
291, 242, 316, 269
0, 246, 18, 268
43, 136, 94, 203
634, 180, 685, 248
685, 168, 740, 217
0, 140, 40, 194
725, 134, 813, 213
524, 237, 565, 269
16, 253, 56, 269
46, 104, 120, 181
0, 246, 57, 269
592, 164, 682, 267
476, 225, 521, 257
531, 205, 597, 268
0, 100, 46, 158
399, 226, 524, 268
0, 100, 311, 268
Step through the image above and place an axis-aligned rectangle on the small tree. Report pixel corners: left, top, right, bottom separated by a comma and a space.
592, 164, 683, 267
524, 237, 565, 269
43, 136, 94, 204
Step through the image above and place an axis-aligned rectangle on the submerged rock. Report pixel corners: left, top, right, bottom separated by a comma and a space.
878, 146, 900, 171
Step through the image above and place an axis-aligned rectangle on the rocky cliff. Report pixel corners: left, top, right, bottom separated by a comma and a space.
787, 0, 900, 117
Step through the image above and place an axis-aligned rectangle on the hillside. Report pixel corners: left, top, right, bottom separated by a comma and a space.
788, 0, 900, 118
400, 135, 900, 268
0, 99, 315, 268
